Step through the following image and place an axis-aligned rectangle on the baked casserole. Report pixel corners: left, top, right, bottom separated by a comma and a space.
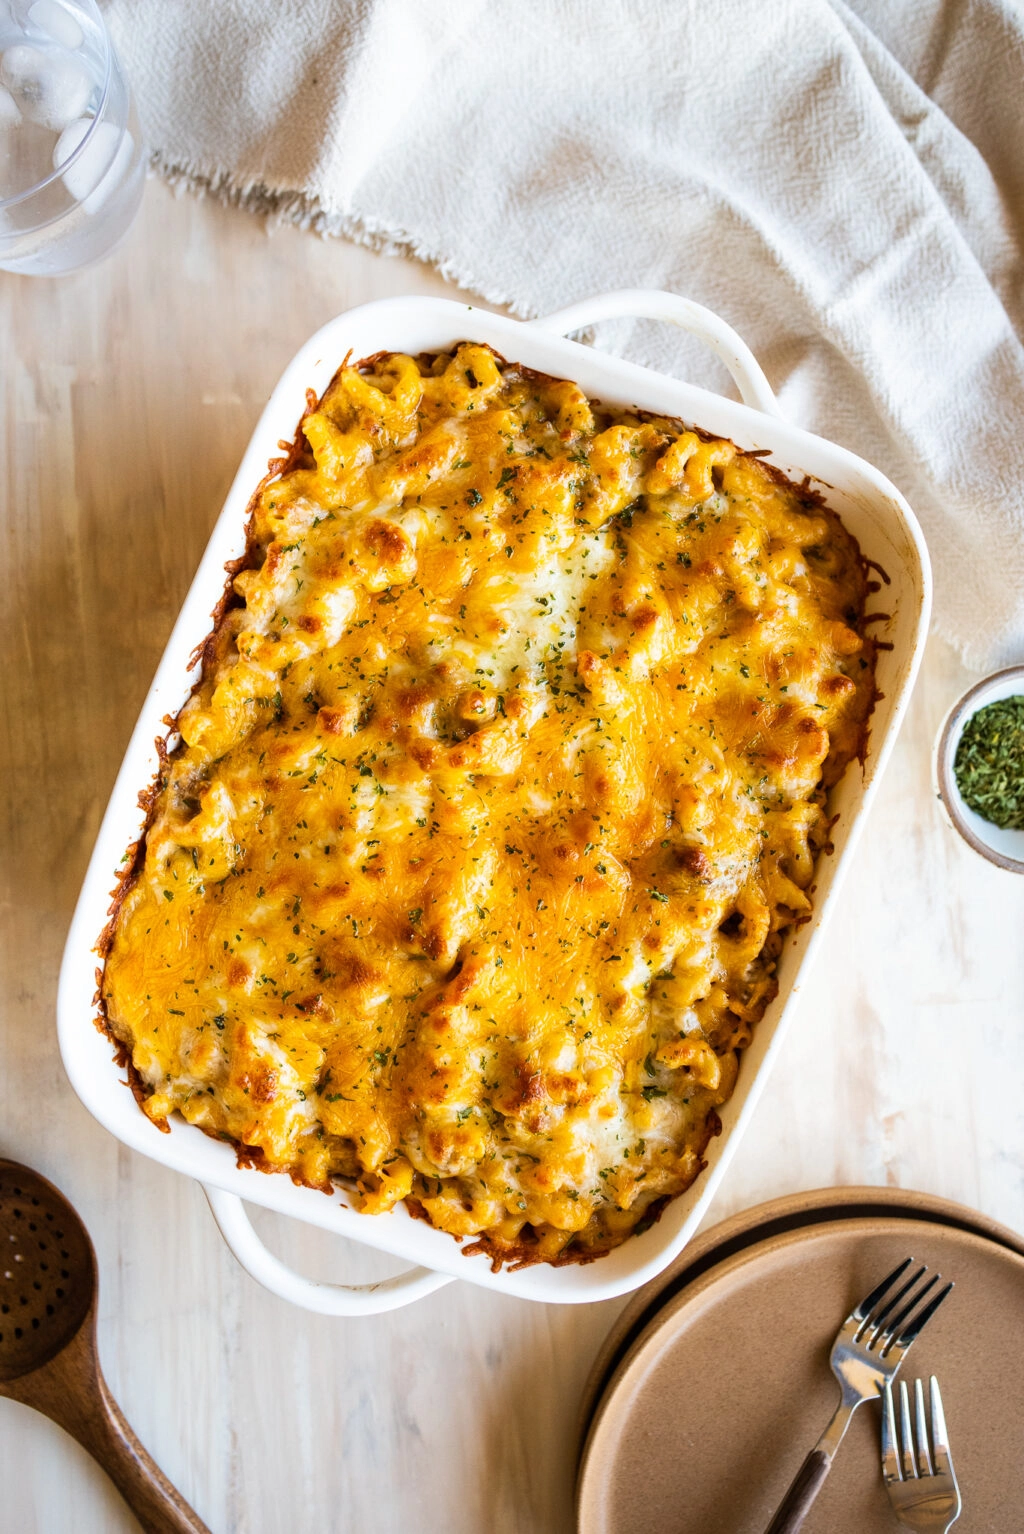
100, 343, 876, 1268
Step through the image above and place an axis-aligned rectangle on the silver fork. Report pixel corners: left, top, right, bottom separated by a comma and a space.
882, 1377, 961, 1530
765, 1258, 953, 1533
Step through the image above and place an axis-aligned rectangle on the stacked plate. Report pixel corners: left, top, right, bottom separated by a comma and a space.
577, 1187, 1024, 1532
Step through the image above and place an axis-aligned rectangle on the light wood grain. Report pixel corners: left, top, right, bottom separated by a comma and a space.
1, 178, 1023, 1534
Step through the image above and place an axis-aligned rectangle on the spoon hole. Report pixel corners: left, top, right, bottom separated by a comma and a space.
31, 1317, 39, 1329
55, 1288, 64, 1299
14, 1327, 22, 1339
45, 1303, 53, 1315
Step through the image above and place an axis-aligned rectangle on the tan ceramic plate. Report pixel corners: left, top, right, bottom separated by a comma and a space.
577, 1217, 1024, 1534
578, 1185, 1024, 1437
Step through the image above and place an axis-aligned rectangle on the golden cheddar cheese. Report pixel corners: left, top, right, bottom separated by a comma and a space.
100, 344, 875, 1268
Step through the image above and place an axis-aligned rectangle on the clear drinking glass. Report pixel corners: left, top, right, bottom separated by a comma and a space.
0, 0, 144, 275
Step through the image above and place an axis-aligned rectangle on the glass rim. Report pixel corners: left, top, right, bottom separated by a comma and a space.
0, 0, 113, 211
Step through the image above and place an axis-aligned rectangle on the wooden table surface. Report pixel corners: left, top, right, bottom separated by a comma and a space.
2, 180, 1023, 1534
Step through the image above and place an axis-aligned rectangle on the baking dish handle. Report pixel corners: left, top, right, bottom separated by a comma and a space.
202, 1185, 456, 1315
529, 289, 783, 417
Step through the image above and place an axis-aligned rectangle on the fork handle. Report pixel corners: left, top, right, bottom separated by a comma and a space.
764, 1449, 829, 1533
764, 1397, 857, 1533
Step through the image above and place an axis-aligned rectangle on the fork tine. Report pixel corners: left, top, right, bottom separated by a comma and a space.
878, 1272, 939, 1348
898, 1380, 918, 1480
864, 1264, 930, 1338
914, 1379, 933, 1476
853, 1256, 914, 1323
881, 1381, 901, 1485
929, 1375, 953, 1475
895, 1280, 954, 1347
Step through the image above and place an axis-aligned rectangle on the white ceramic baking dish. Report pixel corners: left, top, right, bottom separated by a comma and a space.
58, 290, 931, 1314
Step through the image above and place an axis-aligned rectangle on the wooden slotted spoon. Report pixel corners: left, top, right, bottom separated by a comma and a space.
0, 1158, 210, 1533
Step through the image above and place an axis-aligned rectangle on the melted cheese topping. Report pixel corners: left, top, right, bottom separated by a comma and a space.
101, 345, 874, 1267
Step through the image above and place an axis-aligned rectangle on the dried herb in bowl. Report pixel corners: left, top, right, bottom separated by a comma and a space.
954, 696, 1024, 829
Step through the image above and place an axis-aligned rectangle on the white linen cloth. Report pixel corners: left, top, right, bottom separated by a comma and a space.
106, 0, 1024, 672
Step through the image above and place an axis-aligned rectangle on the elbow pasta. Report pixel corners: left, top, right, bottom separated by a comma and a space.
99, 344, 875, 1268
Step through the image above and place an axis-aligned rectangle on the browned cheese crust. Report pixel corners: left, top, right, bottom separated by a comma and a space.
99, 344, 875, 1268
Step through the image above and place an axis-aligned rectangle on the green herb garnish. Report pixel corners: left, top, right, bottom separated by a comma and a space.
954, 695, 1024, 828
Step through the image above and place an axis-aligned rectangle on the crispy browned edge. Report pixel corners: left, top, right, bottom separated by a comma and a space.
91, 381, 327, 1131
90, 345, 882, 1268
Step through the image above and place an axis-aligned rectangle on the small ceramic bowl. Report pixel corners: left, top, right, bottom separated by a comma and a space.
934, 664, 1024, 873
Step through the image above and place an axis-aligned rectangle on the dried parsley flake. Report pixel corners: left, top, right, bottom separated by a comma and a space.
953, 695, 1024, 829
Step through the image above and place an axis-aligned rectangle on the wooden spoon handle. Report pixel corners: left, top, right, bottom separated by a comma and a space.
8, 1330, 210, 1534
78, 1367, 212, 1534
